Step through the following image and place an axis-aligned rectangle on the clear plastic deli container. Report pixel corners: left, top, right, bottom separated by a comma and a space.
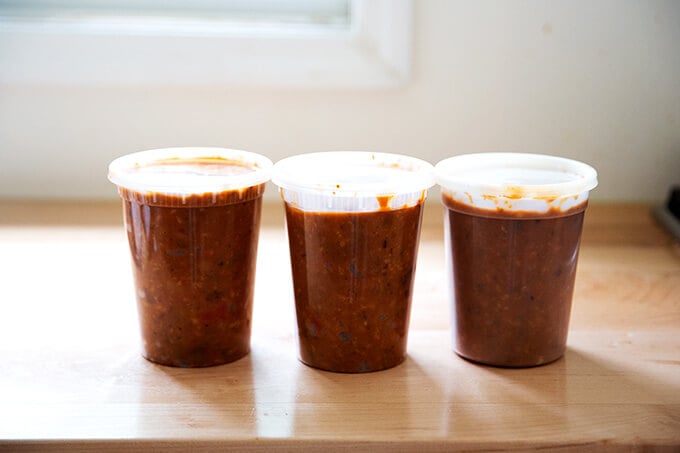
435, 152, 598, 367
273, 151, 435, 373
108, 147, 273, 367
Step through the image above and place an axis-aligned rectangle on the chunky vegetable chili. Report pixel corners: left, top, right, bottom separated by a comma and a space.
285, 202, 424, 373
443, 194, 587, 367
118, 158, 264, 367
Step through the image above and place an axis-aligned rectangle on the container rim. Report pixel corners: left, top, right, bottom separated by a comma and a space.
434, 152, 598, 199
272, 151, 436, 197
107, 147, 273, 195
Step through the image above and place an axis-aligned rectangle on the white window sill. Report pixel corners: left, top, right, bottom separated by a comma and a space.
0, 0, 412, 88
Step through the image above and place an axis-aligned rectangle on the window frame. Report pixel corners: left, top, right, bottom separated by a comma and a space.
0, 0, 412, 88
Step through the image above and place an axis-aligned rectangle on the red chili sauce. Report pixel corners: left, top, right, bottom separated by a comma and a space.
285, 202, 424, 373
443, 194, 587, 367
119, 158, 264, 367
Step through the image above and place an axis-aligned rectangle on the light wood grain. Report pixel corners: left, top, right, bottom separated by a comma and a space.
0, 201, 678, 451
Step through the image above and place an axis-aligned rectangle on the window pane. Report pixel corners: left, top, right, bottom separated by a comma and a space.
0, 0, 350, 25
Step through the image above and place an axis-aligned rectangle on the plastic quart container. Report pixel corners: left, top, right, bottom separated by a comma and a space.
435, 152, 598, 367
108, 147, 273, 367
273, 151, 435, 373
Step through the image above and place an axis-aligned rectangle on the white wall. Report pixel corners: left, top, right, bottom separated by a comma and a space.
1, 0, 679, 202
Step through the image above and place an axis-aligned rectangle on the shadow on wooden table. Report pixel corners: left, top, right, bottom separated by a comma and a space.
441, 345, 680, 446
141, 353, 258, 439
291, 354, 446, 439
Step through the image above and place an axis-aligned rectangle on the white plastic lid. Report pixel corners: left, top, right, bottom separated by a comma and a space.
273, 151, 435, 196
435, 153, 597, 197
108, 147, 273, 195
272, 151, 435, 212
435, 153, 598, 214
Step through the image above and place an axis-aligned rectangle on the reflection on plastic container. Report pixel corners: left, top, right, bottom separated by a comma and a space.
109, 147, 272, 367
435, 153, 598, 367
273, 151, 435, 373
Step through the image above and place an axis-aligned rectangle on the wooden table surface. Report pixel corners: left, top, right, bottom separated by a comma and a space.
1, 200, 679, 451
